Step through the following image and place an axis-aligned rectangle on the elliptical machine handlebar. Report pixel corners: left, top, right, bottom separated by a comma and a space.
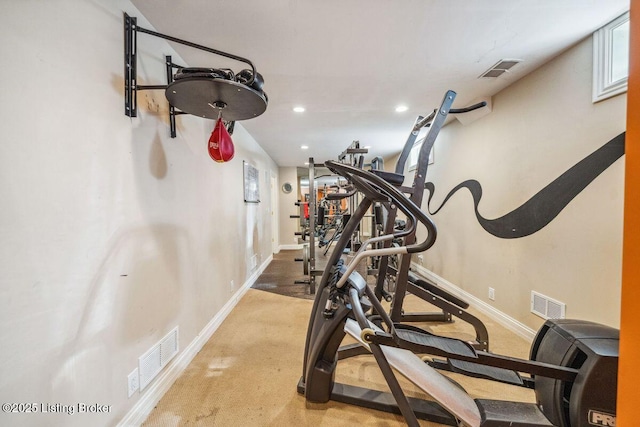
324, 186, 356, 200
325, 160, 436, 255
450, 101, 487, 114
322, 167, 422, 291
412, 101, 487, 132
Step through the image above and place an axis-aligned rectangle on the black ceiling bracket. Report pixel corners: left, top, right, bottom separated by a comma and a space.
124, 13, 265, 138
166, 54, 182, 138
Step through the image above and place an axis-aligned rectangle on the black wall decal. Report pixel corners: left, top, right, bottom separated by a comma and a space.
425, 132, 625, 238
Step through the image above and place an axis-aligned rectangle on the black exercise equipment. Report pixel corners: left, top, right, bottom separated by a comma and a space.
295, 244, 310, 276
292, 144, 370, 293
235, 69, 266, 92
173, 67, 235, 80
297, 132, 619, 426
292, 201, 312, 279
123, 13, 267, 137
298, 144, 618, 427
293, 157, 325, 294
366, 93, 490, 350
166, 70, 267, 121
316, 201, 348, 253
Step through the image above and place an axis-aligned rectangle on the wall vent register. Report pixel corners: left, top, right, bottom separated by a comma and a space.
139, 327, 179, 391
479, 59, 522, 78
531, 291, 566, 320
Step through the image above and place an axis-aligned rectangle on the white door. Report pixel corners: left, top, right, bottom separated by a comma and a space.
270, 172, 279, 253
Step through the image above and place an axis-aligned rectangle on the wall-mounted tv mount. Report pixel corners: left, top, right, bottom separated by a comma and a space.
124, 13, 268, 137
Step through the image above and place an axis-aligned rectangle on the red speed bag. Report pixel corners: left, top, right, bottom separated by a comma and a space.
208, 118, 235, 163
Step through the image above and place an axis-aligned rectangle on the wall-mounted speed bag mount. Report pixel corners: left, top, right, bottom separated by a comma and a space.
165, 67, 268, 121
123, 13, 268, 142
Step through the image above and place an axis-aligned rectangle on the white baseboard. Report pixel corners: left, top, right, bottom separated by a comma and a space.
118, 254, 273, 427
410, 263, 536, 341
279, 244, 304, 251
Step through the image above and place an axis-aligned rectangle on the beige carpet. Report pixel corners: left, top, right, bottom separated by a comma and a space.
142, 289, 534, 426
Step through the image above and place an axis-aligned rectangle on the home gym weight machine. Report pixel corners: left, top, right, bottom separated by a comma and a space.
297, 103, 619, 425
292, 157, 325, 294
292, 143, 371, 294
317, 198, 349, 252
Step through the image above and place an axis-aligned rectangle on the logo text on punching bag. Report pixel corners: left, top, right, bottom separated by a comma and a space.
588, 410, 616, 426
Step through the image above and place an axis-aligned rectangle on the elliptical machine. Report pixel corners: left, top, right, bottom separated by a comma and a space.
368, 95, 491, 351
298, 91, 618, 427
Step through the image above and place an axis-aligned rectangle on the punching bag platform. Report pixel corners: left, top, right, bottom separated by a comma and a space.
166, 77, 267, 121
124, 13, 268, 137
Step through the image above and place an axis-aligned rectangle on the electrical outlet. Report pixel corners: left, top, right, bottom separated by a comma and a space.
127, 368, 139, 398
488, 287, 495, 301
417, 254, 424, 265
230, 280, 234, 292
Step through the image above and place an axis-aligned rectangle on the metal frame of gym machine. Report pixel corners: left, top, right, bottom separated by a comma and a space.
368, 97, 490, 350
123, 13, 266, 135
293, 157, 325, 294
320, 144, 373, 257
298, 91, 619, 427
293, 143, 369, 294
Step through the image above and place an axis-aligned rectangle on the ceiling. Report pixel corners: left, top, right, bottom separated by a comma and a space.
131, 0, 629, 167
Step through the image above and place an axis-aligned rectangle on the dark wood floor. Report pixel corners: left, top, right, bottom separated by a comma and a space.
251, 249, 319, 300
252, 243, 383, 300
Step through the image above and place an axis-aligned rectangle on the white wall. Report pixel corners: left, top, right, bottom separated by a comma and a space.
0, 1, 277, 426
416, 36, 626, 330
278, 167, 301, 249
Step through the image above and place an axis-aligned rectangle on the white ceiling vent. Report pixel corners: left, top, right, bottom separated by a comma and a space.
479, 59, 522, 78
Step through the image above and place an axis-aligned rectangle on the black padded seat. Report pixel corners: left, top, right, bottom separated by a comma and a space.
371, 170, 405, 186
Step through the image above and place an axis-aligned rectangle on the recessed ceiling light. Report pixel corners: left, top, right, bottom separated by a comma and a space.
395, 105, 408, 113
293, 106, 305, 113
301, 145, 309, 150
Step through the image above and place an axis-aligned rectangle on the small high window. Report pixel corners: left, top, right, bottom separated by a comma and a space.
407, 139, 434, 171
593, 11, 630, 102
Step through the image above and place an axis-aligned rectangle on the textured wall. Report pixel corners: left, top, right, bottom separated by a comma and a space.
0, 1, 277, 426
278, 167, 301, 248
414, 36, 626, 330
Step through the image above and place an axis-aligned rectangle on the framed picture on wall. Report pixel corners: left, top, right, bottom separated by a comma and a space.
243, 161, 260, 203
